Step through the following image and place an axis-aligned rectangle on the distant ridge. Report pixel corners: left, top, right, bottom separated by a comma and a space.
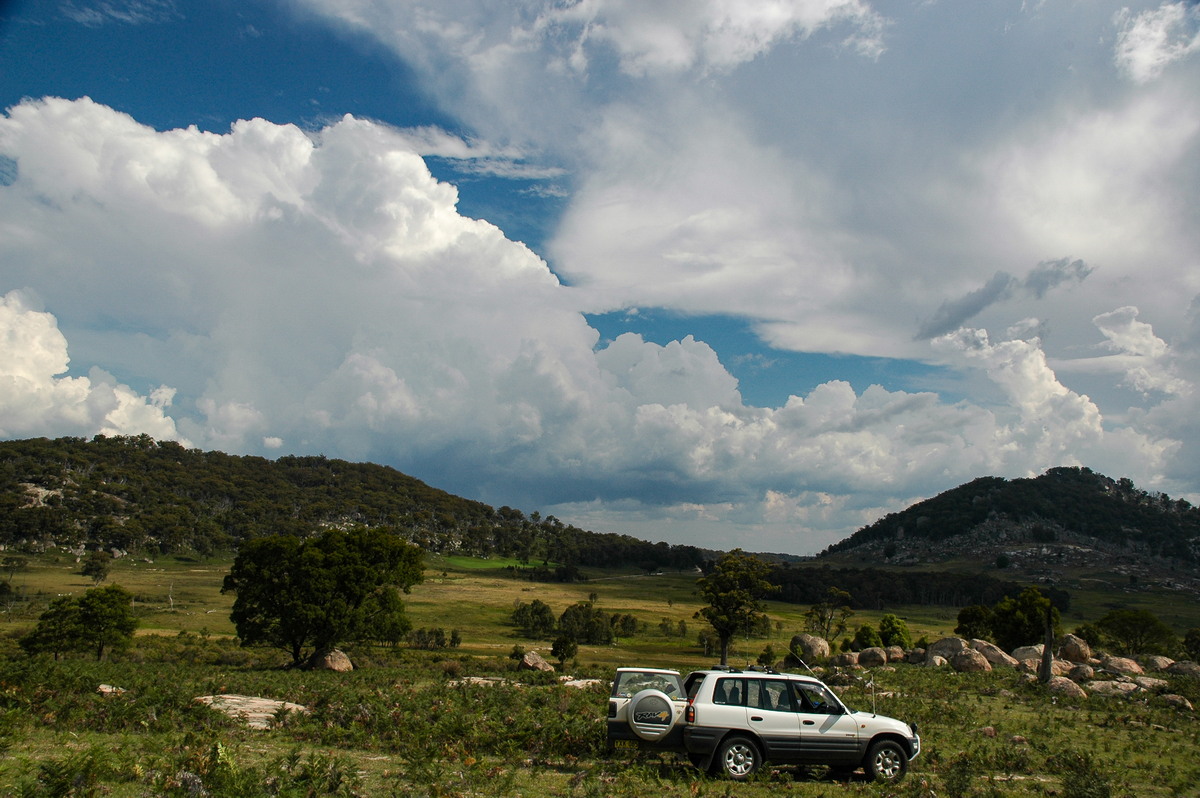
0, 435, 709, 573
822, 466, 1200, 565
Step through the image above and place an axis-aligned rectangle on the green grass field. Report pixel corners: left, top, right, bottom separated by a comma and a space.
1, 551, 1198, 796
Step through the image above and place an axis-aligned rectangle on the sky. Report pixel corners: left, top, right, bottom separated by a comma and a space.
0, 0, 1198, 555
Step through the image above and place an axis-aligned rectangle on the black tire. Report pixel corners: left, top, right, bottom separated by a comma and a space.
688, 753, 708, 769
713, 736, 760, 781
864, 739, 908, 782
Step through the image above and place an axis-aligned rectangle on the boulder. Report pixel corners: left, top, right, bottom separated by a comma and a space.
858, 647, 889, 667
1133, 677, 1169, 692
951, 648, 992, 673
1086, 680, 1140, 697
307, 649, 353, 672
1058, 634, 1091, 663
195, 694, 310, 730
906, 648, 926, 664
1101, 656, 1143, 676
1046, 676, 1087, 700
1068, 664, 1095, 683
1142, 656, 1174, 672
518, 651, 555, 672
971, 639, 1019, 669
1161, 694, 1194, 711
831, 651, 860, 668
1011, 644, 1044, 661
788, 633, 830, 663
885, 646, 906, 662
926, 637, 969, 663
1051, 659, 1074, 677
1167, 661, 1200, 678
925, 655, 948, 668
1017, 658, 1041, 675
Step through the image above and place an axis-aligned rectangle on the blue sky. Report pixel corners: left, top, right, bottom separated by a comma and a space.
0, 0, 1198, 554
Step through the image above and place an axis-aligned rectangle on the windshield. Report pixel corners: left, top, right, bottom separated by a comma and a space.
612, 670, 683, 699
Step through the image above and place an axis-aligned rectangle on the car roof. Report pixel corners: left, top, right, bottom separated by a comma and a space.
615, 667, 681, 675
688, 668, 824, 684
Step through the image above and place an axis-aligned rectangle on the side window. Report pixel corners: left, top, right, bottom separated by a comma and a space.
712, 678, 745, 706
746, 679, 793, 711
763, 680, 794, 712
795, 683, 839, 714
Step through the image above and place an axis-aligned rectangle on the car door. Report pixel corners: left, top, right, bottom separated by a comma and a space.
792, 682, 860, 765
742, 678, 804, 762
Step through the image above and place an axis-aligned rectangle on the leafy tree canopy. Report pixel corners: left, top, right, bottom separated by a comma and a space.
695, 549, 778, 665
1095, 609, 1178, 657
222, 527, 424, 666
20, 584, 137, 661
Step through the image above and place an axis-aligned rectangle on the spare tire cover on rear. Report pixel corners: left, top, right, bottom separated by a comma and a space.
628, 689, 678, 741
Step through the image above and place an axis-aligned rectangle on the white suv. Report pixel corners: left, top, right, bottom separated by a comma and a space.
607, 667, 920, 782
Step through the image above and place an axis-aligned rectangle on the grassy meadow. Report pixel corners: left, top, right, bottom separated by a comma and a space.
0, 551, 1197, 796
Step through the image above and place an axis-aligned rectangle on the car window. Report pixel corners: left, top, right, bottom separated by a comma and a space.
743, 679, 794, 711
795, 683, 840, 714
712, 677, 745, 706
612, 671, 683, 699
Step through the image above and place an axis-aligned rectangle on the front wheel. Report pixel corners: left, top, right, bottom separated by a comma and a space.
713, 736, 760, 781
864, 739, 908, 782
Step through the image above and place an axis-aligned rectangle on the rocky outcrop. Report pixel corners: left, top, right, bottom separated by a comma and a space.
1046, 676, 1087, 699
1167, 661, 1200, 678
858, 647, 888, 667
518, 651, 555, 672
1086, 680, 1140, 697
1141, 656, 1174, 672
971, 639, 1019, 669
1058, 634, 1091, 663
951, 648, 992, 673
1011, 644, 1044, 661
307, 649, 353, 672
787, 633, 830, 663
195, 694, 309, 729
926, 637, 968, 663
1101, 656, 1143, 676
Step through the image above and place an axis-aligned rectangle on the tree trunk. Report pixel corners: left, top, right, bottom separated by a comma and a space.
1038, 609, 1054, 683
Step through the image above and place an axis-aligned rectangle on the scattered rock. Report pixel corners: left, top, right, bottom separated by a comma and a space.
977, 725, 997, 738
1068, 664, 1095, 683
559, 677, 603, 689
195, 694, 309, 730
1141, 656, 1174, 673
830, 652, 860, 668
925, 655, 948, 668
307, 649, 353, 672
1101, 656, 1143, 676
1011, 644, 1044, 661
926, 637, 969, 663
1046, 676, 1088, 699
858, 647, 888, 667
885, 646, 907, 662
906, 648, 926, 665
971, 639, 1019, 669
1133, 677, 1169, 692
1167, 661, 1200, 678
1009, 735, 1028, 745
1086, 680, 1140, 697
788, 633, 830, 662
1058, 634, 1091, 663
519, 651, 555, 672
97, 684, 126, 696
951, 648, 993, 673
1161, 694, 1194, 711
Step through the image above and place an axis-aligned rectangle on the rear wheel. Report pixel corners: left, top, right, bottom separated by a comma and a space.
713, 736, 760, 781
864, 739, 908, 782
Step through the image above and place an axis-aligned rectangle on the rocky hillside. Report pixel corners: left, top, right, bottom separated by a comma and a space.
0, 435, 708, 572
824, 467, 1200, 568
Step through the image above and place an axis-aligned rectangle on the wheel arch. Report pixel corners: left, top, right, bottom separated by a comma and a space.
861, 732, 913, 764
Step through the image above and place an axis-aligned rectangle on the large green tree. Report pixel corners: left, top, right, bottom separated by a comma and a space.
1095, 609, 1178, 656
20, 585, 137, 661
990, 587, 1059, 652
222, 527, 424, 666
695, 549, 779, 665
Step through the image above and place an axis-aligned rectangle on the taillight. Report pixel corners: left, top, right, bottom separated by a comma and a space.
685, 703, 695, 723
608, 701, 616, 719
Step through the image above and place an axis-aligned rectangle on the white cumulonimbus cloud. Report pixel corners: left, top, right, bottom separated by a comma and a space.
0, 96, 1193, 553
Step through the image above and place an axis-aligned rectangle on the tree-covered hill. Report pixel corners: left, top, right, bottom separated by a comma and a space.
0, 435, 707, 572
823, 466, 1200, 564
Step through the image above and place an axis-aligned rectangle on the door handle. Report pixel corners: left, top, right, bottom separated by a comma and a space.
803, 720, 815, 726
750, 716, 763, 722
